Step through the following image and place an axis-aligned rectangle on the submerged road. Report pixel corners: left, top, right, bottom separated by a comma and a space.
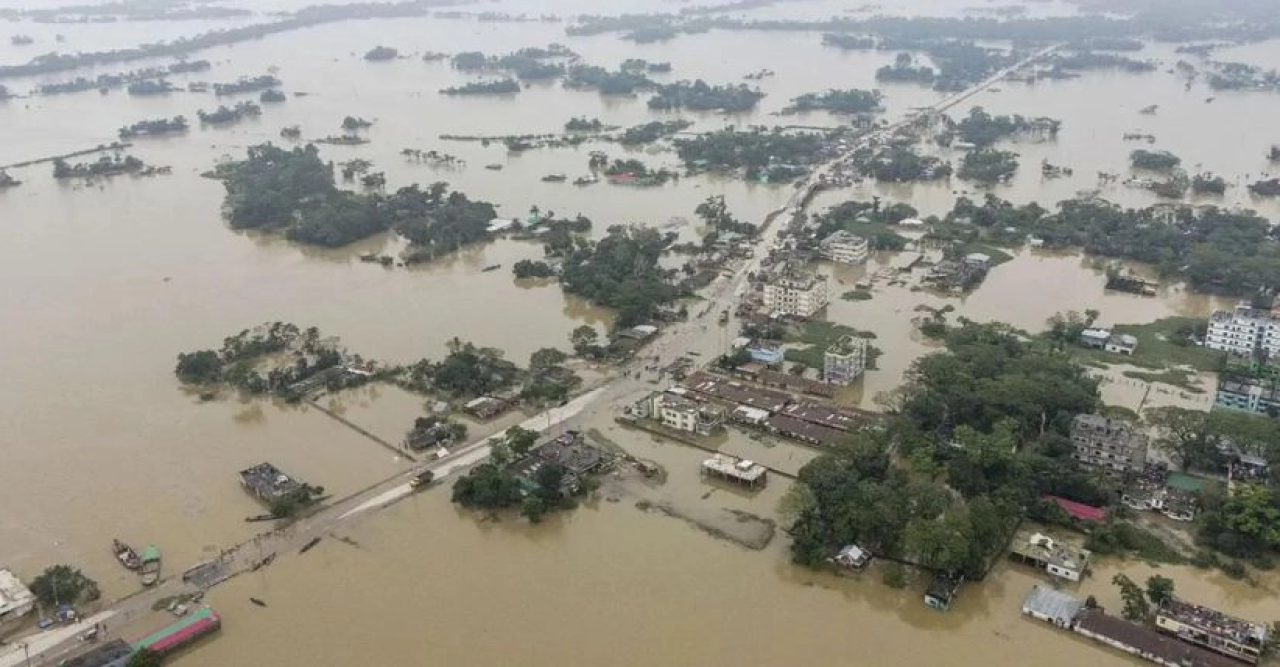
2, 44, 1061, 667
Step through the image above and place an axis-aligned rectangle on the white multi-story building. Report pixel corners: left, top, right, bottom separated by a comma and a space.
763, 270, 829, 318
649, 391, 724, 436
818, 230, 869, 265
1205, 306, 1280, 359
823, 335, 867, 385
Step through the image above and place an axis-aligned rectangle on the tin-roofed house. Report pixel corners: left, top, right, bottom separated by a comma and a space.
1022, 585, 1085, 628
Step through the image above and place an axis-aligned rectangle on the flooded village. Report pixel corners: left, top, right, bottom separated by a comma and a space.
5, 0, 1280, 666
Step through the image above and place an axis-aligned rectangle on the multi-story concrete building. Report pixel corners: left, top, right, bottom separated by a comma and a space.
1155, 597, 1268, 664
652, 391, 724, 436
1069, 414, 1148, 475
762, 267, 829, 318
1205, 306, 1280, 359
818, 230, 869, 265
1216, 378, 1280, 415
823, 334, 867, 385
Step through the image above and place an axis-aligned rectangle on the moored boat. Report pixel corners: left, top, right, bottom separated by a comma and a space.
113, 540, 141, 570
139, 545, 162, 586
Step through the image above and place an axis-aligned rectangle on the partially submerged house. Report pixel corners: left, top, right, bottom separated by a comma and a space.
463, 396, 510, 421
1155, 597, 1268, 664
238, 462, 306, 504
924, 574, 962, 611
701, 454, 767, 488
1009, 531, 1092, 582
832, 544, 870, 569
1022, 585, 1085, 628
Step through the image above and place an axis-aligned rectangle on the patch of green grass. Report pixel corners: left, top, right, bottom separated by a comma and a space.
954, 242, 1013, 267
1111, 317, 1225, 372
1086, 521, 1186, 565
784, 347, 825, 369
840, 289, 873, 301
1121, 368, 1205, 393
784, 321, 880, 371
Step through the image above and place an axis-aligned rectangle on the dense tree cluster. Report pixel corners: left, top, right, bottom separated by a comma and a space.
53, 154, 146, 179
811, 199, 916, 249
214, 145, 498, 251
851, 144, 951, 182
957, 147, 1019, 183
675, 126, 833, 181
926, 194, 1280, 296
876, 52, 936, 83
564, 116, 604, 132
789, 322, 1101, 575
29, 565, 99, 606
126, 79, 177, 95
196, 101, 261, 125
404, 338, 519, 397
821, 33, 877, 50
214, 75, 281, 96
618, 120, 692, 145
564, 65, 653, 94
785, 88, 884, 115
1130, 149, 1182, 171
1048, 51, 1156, 73
647, 80, 764, 112
513, 259, 556, 278
364, 45, 398, 61
950, 107, 1060, 147
440, 79, 521, 95
559, 226, 679, 328
695, 195, 757, 236
118, 116, 188, 139
452, 426, 586, 522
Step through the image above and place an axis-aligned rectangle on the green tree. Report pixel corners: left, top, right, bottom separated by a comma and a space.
1113, 573, 1150, 621
126, 648, 164, 667
1145, 574, 1176, 607
1144, 407, 1214, 470
451, 463, 523, 509
28, 565, 99, 607
529, 347, 568, 371
570, 325, 599, 354
175, 350, 224, 384
502, 425, 539, 458
903, 509, 972, 573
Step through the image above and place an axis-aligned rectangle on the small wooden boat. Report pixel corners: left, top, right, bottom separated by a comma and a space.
481, 263, 501, 272
113, 540, 141, 570
250, 597, 267, 607
541, 173, 567, 182
299, 537, 321, 554
139, 545, 161, 586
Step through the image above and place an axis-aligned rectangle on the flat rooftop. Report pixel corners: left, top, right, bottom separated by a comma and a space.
1160, 598, 1267, 644
532, 436, 607, 476
238, 462, 303, 501
702, 454, 766, 482
780, 401, 867, 432
682, 372, 790, 412
766, 413, 846, 446
1077, 610, 1239, 667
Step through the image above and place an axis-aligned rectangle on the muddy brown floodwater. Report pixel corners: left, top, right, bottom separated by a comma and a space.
2, 0, 1280, 664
